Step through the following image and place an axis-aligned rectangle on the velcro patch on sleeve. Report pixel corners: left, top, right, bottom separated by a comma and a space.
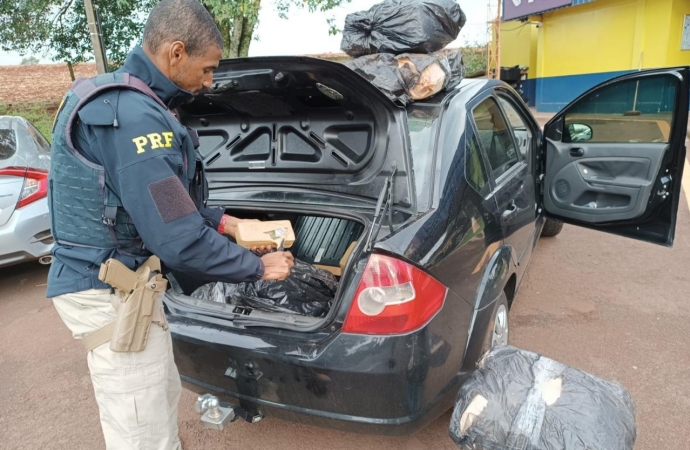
148, 176, 197, 223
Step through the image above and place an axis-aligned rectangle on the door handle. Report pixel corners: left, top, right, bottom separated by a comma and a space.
570, 148, 585, 157
502, 202, 518, 221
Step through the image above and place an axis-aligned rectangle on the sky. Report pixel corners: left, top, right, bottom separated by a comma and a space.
0, 0, 492, 65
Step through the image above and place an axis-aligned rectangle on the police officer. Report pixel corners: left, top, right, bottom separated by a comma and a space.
47, 1, 294, 448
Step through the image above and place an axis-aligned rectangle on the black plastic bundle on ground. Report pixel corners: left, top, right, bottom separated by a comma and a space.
449, 346, 636, 450
340, 0, 466, 57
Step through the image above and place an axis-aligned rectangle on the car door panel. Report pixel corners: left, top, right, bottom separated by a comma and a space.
471, 93, 538, 267
542, 67, 689, 246
493, 162, 536, 262
544, 143, 666, 223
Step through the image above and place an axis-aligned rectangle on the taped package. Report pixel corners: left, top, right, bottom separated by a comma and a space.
449, 346, 636, 450
345, 48, 465, 104
235, 220, 295, 249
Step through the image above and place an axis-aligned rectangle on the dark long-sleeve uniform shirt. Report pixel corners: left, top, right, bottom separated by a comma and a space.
46, 46, 264, 298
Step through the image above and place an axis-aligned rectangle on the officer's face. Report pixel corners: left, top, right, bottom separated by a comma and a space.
169, 44, 222, 95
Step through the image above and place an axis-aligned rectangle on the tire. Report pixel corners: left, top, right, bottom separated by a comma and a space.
480, 292, 510, 356
541, 219, 564, 237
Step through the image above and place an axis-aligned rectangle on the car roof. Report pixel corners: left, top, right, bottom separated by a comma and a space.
0, 115, 34, 128
407, 78, 500, 108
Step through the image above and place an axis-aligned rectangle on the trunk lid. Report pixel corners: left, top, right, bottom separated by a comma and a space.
0, 125, 21, 226
0, 174, 23, 227
178, 56, 416, 213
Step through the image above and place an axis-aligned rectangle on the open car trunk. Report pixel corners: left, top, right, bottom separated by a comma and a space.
166, 207, 368, 331
164, 56, 417, 331
179, 56, 414, 212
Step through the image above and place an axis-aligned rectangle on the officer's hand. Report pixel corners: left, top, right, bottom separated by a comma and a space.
260, 252, 294, 281
222, 216, 275, 253
222, 216, 262, 237
251, 245, 274, 255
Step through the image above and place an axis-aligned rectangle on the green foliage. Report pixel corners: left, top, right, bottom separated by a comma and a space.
203, 0, 350, 58
20, 56, 40, 65
272, 0, 348, 34
462, 43, 488, 76
0, 103, 59, 142
0, 0, 156, 66
1, 0, 351, 65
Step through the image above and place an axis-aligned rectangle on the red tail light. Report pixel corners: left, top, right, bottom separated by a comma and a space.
0, 167, 49, 209
342, 254, 447, 335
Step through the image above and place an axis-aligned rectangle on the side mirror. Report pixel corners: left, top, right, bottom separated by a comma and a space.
567, 123, 593, 142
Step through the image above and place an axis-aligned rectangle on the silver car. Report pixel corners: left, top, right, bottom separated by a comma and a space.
0, 116, 53, 267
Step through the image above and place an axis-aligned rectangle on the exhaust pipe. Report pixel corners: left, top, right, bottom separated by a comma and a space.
38, 255, 53, 265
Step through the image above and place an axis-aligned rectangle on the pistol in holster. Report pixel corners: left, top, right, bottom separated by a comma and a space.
83, 256, 168, 353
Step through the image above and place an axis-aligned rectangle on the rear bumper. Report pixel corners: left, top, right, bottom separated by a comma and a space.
178, 376, 456, 435
0, 198, 53, 267
167, 290, 474, 435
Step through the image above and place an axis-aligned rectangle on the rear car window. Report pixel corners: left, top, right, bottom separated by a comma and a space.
407, 104, 442, 210
498, 96, 533, 160
0, 129, 17, 160
466, 131, 489, 196
472, 98, 519, 180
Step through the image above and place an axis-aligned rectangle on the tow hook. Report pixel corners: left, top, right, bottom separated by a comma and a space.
195, 394, 264, 430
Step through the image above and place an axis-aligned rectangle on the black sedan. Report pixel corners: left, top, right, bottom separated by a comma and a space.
163, 59, 689, 435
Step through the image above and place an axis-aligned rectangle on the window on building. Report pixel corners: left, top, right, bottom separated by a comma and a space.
564, 74, 678, 144
471, 97, 519, 180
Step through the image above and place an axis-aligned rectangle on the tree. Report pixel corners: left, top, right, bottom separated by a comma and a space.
0, 0, 350, 64
0, 0, 156, 66
203, 0, 349, 58
20, 56, 41, 65
462, 42, 488, 76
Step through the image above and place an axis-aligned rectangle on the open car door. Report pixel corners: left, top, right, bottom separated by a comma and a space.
542, 67, 690, 246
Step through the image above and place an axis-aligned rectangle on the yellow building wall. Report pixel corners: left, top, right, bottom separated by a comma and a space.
497, 0, 690, 111
538, 0, 638, 78
534, 0, 690, 76
640, 0, 674, 69
500, 21, 539, 80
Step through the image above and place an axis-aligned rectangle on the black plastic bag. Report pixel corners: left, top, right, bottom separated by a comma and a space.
190, 280, 238, 304
192, 259, 337, 317
449, 346, 636, 450
340, 0, 466, 57
345, 48, 464, 104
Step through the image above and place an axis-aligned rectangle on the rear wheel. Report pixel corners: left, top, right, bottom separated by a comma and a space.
490, 295, 509, 347
541, 219, 564, 237
481, 293, 510, 356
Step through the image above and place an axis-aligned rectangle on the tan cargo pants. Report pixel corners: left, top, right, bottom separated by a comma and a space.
53, 289, 182, 450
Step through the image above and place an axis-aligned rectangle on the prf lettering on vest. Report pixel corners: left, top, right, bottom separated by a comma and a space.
132, 131, 174, 154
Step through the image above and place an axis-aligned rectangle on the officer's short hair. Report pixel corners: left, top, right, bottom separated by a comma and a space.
143, 0, 223, 57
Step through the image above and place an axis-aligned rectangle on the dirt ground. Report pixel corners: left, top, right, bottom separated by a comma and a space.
0, 63, 97, 104
1, 112, 689, 449
2, 195, 689, 449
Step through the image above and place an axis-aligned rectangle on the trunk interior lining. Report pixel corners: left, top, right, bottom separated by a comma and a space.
170, 211, 365, 325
